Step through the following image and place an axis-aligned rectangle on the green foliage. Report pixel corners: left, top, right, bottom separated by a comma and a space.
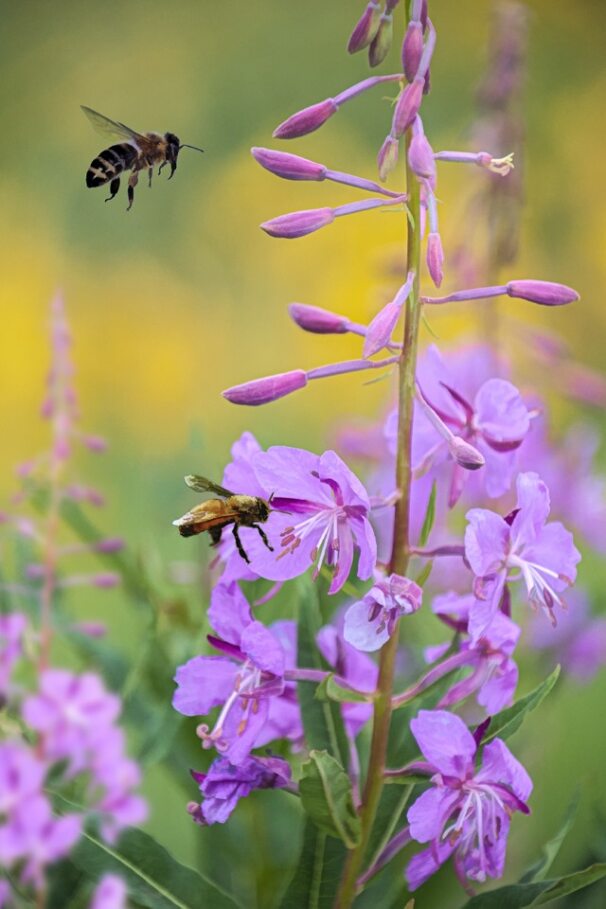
315, 673, 375, 705
419, 480, 438, 547
481, 665, 561, 744
462, 863, 606, 908
299, 750, 361, 848
519, 791, 579, 884
278, 822, 346, 909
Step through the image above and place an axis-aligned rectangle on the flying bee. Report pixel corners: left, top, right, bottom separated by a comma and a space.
81, 106, 204, 210
172, 475, 275, 565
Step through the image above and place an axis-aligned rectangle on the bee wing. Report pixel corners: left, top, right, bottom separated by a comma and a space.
81, 106, 145, 143
173, 506, 238, 528
184, 475, 234, 497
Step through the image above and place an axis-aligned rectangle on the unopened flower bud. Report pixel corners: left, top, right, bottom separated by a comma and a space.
448, 436, 485, 471
288, 303, 349, 334
369, 13, 393, 67
347, 1, 382, 54
377, 134, 399, 182
402, 20, 423, 81
93, 572, 120, 589
408, 127, 436, 182
392, 77, 424, 137
251, 147, 326, 181
427, 232, 444, 287
94, 537, 125, 554
273, 99, 338, 140
261, 208, 335, 239
506, 280, 579, 306
223, 370, 308, 406
82, 434, 107, 452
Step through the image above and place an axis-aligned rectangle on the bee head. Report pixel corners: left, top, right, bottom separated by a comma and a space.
164, 132, 181, 164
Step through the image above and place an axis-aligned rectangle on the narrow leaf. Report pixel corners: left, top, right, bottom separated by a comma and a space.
519, 791, 579, 883
300, 750, 361, 848
481, 665, 560, 744
315, 673, 375, 705
278, 820, 346, 909
69, 825, 242, 909
419, 481, 437, 547
462, 862, 606, 908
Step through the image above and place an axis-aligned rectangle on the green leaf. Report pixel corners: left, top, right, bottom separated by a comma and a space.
299, 750, 361, 848
296, 581, 350, 766
419, 480, 437, 547
462, 862, 606, 908
69, 825, 242, 909
481, 665, 560, 744
315, 673, 375, 705
519, 790, 579, 883
415, 559, 433, 587
278, 820, 346, 909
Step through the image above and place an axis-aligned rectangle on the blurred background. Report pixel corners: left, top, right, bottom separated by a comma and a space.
1, 0, 606, 905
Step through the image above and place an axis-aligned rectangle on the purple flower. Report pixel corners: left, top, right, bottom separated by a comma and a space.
406, 710, 532, 889
0, 613, 27, 700
90, 875, 128, 909
22, 670, 121, 775
189, 754, 291, 825
430, 594, 520, 714
89, 729, 148, 841
344, 574, 422, 652
529, 590, 606, 683
173, 581, 301, 764
237, 447, 377, 595
465, 472, 581, 639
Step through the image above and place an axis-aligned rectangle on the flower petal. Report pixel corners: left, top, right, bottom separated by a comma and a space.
410, 709, 476, 777
172, 657, 235, 716
407, 786, 462, 843
465, 509, 509, 576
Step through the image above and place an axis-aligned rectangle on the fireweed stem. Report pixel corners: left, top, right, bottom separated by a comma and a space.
335, 129, 422, 909
39, 422, 64, 673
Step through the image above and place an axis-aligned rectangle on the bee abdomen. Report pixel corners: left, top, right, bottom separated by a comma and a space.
86, 142, 137, 188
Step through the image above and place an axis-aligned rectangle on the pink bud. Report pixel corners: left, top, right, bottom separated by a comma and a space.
363, 302, 402, 358
93, 572, 120, 589
16, 460, 36, 478
408, 129, 436, 182
261, 208, 335, 239
223, 370, 308, 406
347, 1, 381, 53
448, 436, 485, 471
70, 621, 107, 638
251, 147, 326, 181
426, 233, 444, 288
94, 537, 125, 553
377, 135, 399, 182
392, 78, 424, 138
288, 303, 349, 334
506, 280, 579, 306
82, 434, 107, 453
369, 14, 393, 67
402, 20, 423, 81
273, 99, 338, 140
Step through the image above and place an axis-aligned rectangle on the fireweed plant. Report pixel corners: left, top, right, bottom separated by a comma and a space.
168, 4, 606, 907
0, 296, 145, 907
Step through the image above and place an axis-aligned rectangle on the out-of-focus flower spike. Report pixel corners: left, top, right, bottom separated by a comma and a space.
402, 20, 424, 82
363, 271, 414, 357
223, 356, 399, 406
369, 11, 394, 67
81, 434, 108, 453
408, 118, 436, 183
273, 75, 403, 140
347, 1, 382, 54
252, 147, 326, 181
64, 484, 105, 507
377, 134, 399, 182
261, 195, 406, 240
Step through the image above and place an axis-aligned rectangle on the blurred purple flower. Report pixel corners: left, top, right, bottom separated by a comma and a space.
465, 472, 581, 639
0, 613, 27, 700
189, 754, 291, 826
406, 710, 531, 889
529, 590, 606, 683
90, 875, 128, 909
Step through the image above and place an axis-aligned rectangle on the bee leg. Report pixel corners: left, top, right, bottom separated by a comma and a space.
126, 171, 139, 211
148, 166, 153, 188
252, 523, 273, 552
158, 161, 167, 176
105, 178, 120, 203
168, 161, 177, 181
232, 525, 251, 564
209, 526, 222, 547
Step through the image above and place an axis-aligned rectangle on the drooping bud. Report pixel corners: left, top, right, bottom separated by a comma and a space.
273, 99, 338, 140
347, 1, 382, 54
392, 77, 424, 137
261, 208, 335, 239
448, 436, 486, 471
506, 280, 579, 306
363, 272, 414, 357
251, 148, 326, 181
369, 13, 393, 67
377, 134, 399, 182
223, 371, 308, 406
408, 124, 436, 183
426, 233, 444, 287
402, 20, 424, 81
288, 303, 350, 334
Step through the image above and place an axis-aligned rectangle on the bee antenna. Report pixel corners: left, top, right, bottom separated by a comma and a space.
179, 144, 205, 153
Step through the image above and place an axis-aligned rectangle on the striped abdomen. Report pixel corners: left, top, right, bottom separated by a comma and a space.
86, 142, 138, 188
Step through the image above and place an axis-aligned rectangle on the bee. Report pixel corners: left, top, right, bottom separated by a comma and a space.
172, 475, 274, 565
81, 106, 204, 210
